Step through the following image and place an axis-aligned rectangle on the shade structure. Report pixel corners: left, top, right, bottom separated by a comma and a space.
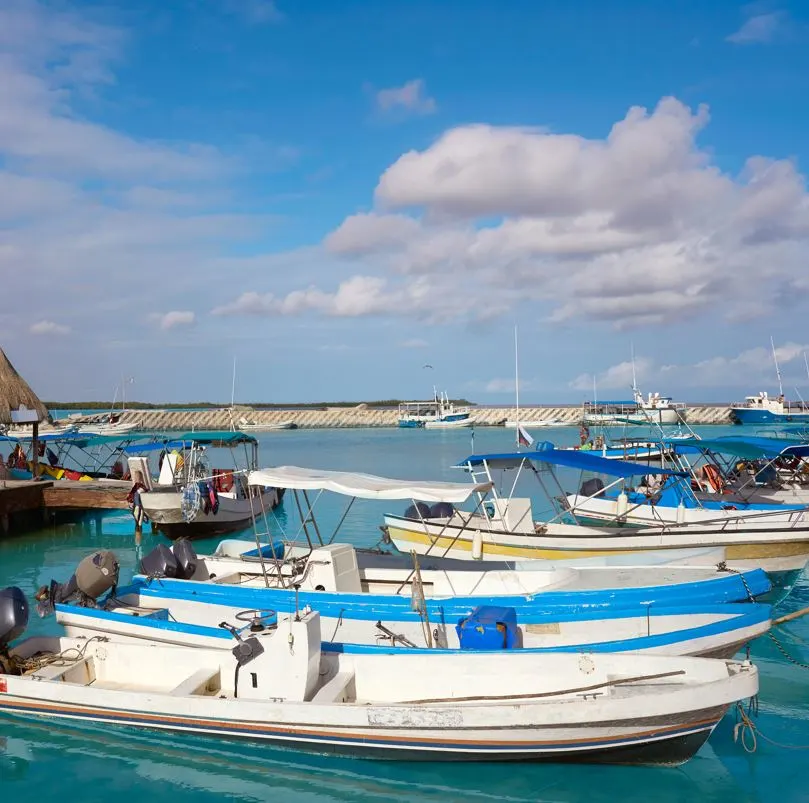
0, 348, 49, 425
249, 465, 493, 502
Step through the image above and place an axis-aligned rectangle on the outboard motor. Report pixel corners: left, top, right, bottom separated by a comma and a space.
404, 502, 432, 520
35, 550, 119, 615
579, 477, 605, 498
0, 587, 29, 674
139, 543, 179, 578
429, 502, 455, 519
172, 539, 200, 580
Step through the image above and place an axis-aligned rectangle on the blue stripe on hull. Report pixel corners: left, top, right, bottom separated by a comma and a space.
127, 568, 772, 615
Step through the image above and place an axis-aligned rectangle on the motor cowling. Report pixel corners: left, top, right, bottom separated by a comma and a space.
139, 543, 179, 578
75, 550, 119, 599
0, 587, 28, 651
172, 539, 199, 580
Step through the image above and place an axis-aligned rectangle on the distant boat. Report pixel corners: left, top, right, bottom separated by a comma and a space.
236, 417, 297, 432
582, 390, 688, 426
398, 389, 473, 429
729, 392, 809, 425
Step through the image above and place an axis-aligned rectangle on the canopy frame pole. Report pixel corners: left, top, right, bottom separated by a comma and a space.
327, 496, 356, 545
292, 489, 316, 552
302, 489, 325, 546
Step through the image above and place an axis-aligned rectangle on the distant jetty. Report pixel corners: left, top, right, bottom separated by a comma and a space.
111, 404, 735, 431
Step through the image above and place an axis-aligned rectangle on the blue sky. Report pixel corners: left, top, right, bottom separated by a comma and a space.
2, 0, 809, 405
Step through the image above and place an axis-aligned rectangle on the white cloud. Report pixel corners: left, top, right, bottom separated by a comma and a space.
727, 11, 786, 44
29, 320, 70, 335
238, 96, 804, 330
399, 338, 429, 349
483, 378, 531, 394
155, 311, 196, 330
375, 79, 436, 116
570, 357, 653, 392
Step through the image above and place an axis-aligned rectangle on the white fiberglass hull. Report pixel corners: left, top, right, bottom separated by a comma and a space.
140, 488, 281, 539
383, 514, 809, 575
0, 632, 758, 764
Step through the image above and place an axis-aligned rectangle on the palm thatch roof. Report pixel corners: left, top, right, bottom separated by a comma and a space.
0, 348, 49, 425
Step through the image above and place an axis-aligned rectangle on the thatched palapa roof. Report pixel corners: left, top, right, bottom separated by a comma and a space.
0, 348, 49, 425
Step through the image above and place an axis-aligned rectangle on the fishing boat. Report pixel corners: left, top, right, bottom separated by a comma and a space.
582, 391, 688, 427
729, 393, 809, 426
0, 587, 760, 764
101, 466, 773, 607
236, 417, 297, 432
1, 431, 147, 481
398, 390, 473, 429
382, 448, 809, 596
48, 545, 772, 658
124, 431, 283, 539
730, 340, 809, 425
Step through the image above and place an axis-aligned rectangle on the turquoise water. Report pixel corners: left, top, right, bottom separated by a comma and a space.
1, 426, 808, 801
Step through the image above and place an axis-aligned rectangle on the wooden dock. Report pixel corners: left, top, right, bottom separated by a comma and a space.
0, 479, 130, 535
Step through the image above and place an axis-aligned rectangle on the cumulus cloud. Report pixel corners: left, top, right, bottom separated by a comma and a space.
229, 95, 805, 330
570, 358, 653, 392
375, 79, 436, 116
154, 311, 196, 330
727, 10, 786, 44
29, 320, 70, 335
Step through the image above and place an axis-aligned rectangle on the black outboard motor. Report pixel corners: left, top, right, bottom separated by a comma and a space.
172, 539, 200, 580
0, 587, 29, 674
404, 502, 432, 520
36, 550, 120, 615
139, 543, 179, 578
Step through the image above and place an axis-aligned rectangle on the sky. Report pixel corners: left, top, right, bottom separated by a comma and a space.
2, 0, 809, 405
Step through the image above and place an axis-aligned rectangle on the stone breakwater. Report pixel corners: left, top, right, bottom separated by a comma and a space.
118, 405, 734, 430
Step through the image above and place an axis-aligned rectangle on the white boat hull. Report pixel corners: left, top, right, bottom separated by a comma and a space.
0, 629, 759, 764
140, 487, 281, 539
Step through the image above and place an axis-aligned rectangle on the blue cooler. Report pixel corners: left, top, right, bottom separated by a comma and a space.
456, 605, 520, 650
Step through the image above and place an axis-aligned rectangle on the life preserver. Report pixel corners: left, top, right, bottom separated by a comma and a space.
217, 470, 234, 493
702, 464, 724, 494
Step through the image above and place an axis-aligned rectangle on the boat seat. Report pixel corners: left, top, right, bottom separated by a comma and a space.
169, 667, 221, 697
310, 670, 355, 703
31, 656, 93, 683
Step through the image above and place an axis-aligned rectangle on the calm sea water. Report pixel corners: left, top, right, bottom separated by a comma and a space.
1, 426, 807, 801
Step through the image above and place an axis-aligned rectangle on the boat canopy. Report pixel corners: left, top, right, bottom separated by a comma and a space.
122, 431, 257, 453
669, 436, 809, 461
0, 432, 137, 448
248, 466, 493, 502
456, 446, 686, 478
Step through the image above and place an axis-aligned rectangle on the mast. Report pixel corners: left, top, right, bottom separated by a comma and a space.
771, 336, 784, 397
231, 357, 237, 409
514, 324, 519, 444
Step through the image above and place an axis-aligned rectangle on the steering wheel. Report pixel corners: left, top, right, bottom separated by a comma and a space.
234, 608, 277, 631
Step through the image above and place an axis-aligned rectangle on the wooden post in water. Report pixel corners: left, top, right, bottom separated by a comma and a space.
31, 420, 39, 480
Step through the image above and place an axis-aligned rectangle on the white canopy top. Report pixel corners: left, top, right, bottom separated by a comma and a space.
248, 465, 492, 503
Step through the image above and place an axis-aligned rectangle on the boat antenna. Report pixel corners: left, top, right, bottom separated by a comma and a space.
514, 324, 519, 446
771, 336, 784, 397
630, 342, 639, 401
231, 356, 237, 409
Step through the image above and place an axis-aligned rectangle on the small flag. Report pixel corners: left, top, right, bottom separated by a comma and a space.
517, 425, 534, 449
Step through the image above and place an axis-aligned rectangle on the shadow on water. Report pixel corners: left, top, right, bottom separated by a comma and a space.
0, 717, 761, 803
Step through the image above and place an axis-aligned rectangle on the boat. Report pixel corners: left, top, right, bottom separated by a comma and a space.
398, 390, 473, 429
47, 545, 772, 659
730, 339, 809, 425
0, 431, 147, 481
382, 447, 809, 595
729, 392, 809, 426
0, 587, 760, 764
103, 466, 773, 607
236, 417, 297, 432
124, 431, 283, 539
582, 390, 688, 427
